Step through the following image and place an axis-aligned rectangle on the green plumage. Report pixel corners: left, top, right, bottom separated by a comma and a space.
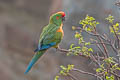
25, 11, 65, 74
39, 13, 64, 46
39, 23, 63, 47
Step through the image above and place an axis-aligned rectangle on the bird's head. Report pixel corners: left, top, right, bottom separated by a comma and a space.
49, 11, 65, 25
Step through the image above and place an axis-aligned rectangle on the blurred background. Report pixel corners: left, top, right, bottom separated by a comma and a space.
0, 0, 120, 80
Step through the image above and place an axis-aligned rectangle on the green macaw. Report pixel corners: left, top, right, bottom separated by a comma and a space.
24, 11, 65, 74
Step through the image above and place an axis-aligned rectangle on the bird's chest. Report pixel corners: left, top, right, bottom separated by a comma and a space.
56, 23, 64, 37
53, 24, 64, 42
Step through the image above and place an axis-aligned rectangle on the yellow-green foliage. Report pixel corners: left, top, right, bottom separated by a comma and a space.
60, 64, 74, 76
106, 15, 120, 35
68, 42, 93, 56
109, 23, 120, 34
79, 15, 99, 31
104, 57, 115, 64
106, 75, 114, 80
54, 65, 74, 80
106, 15, 114, 24
96, 57, 120, 80
54, 76, 59, 80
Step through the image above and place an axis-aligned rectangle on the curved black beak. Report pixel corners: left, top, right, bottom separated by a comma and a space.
62, 17, 65, 21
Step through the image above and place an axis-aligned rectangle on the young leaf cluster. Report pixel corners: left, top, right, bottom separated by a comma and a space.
67, 31, 93, 56
54, 65, 74, 80
79, 15, 99, 31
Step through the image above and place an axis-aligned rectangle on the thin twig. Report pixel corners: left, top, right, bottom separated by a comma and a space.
68, 73, 78, 80
110, 72, 120, 78
57, 47, 104, 61
96, 42, 106, 58
76, 26, 109, 58
90, 53, 100, 66
96, 52, 101, 66
111, 24, 120, 48
81, 41, 111, 45
110, 43, 119, 55
94, 27, 109, 58
57, 47, 104, 59
72, 68, 103, 80
76, 27, 108, 41
57, 47, 69, 53
97, 36, 109, 58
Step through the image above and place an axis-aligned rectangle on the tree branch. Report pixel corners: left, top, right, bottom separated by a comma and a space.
68, 73, 78, 80
72, 68, 103, 80
75, 27, 108, 41
110, 72, 120, 78
94, 27, 109, 58
111, 24, 120, 48
57, 47, 104, 60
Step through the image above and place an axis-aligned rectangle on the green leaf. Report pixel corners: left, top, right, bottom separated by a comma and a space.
115, 23, 119, 26
96, 68, 102, 72
106, 75, 114, 80
109, 27, 114, 33
60, 65, 66, 70
100, 63, 104, 68
106, 15, 114, 24
116, 67, 120, 70
74, 46, 81, 49
85, 42, 91, 45
55, 76, 59, 80
104, 57, 115, 64
70, 44, 74, 49
88, 48, 93, 52
96, 22, 100, 24
75, 32, 82, 39
59, 65, 74, 76
87, 27, 92, 31
105, 71, 108, 75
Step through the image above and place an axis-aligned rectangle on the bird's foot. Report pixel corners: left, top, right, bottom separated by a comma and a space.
55, 46, 69, 52
55, 45, 60, 51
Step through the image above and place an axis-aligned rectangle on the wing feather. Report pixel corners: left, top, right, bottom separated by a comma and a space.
36, 24, 59, 51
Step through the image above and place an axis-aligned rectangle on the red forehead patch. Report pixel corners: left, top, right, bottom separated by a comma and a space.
57, 11, 65, 17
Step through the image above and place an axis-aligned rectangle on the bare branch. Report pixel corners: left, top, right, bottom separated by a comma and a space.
110, 72, 120, 78
94, 27, 109, 58
96, 42, 106, 58
57, 47, 104, 61
76, 27, 108, 41
72, 68, 103, 80
68, 73, 78, 80
57, 48, 69, 53
111, 24, 120, 48
81, 41, 111, 45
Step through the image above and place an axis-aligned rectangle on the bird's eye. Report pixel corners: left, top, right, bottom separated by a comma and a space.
56, 16, 59, 20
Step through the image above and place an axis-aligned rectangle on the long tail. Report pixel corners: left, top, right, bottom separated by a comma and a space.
24, 50, 46, 74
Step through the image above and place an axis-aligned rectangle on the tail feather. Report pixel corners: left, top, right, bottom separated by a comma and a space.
24, 50, 46, 74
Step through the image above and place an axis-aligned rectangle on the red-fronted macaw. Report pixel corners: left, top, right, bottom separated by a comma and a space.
24, 11, 65, 74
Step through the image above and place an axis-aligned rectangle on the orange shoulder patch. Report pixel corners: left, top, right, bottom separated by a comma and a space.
56, 23, 64, 36
57, 23, 63, 32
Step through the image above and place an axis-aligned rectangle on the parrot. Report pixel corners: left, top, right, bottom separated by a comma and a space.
24, 11, 65, 74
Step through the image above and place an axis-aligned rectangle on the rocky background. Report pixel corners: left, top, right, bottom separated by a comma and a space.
0, 0, 119, 80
